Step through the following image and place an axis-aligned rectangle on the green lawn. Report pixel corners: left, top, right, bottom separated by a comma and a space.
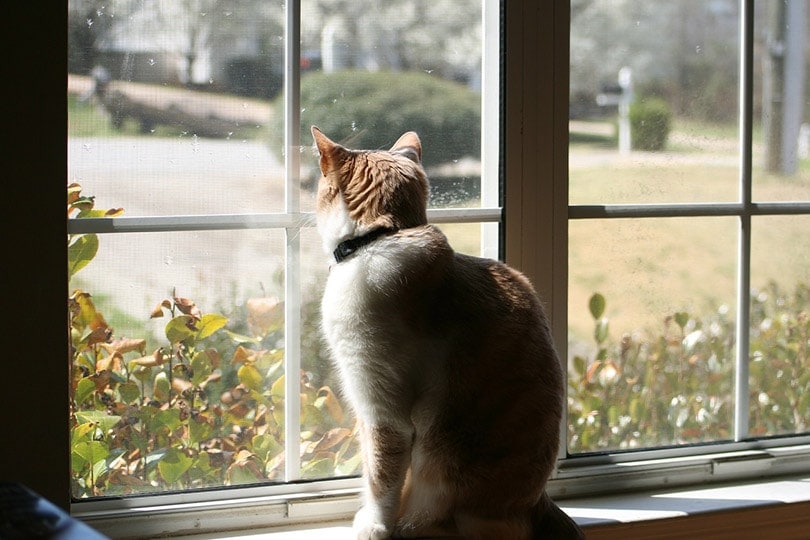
568, 119, 810, 343
68, 93, 268, 140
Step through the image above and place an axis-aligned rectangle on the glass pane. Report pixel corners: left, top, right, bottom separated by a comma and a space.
752, 1, 810, 202
68, 2, 285, 217
68, 136, 286, 215
570, 1, 739, 205
299, 0, 485, 211
69, 229, 287, 497
437, 223, 484, 256
567, 217, 737, 453
749, 215, 810, 437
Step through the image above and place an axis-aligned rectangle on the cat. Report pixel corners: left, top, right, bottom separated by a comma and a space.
312, 126, 584, 540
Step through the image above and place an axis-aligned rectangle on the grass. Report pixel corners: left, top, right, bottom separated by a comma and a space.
568, 119, 810, 344
68, 95, 122, 137
68, 93, 268, 140
68, 94, 194, 138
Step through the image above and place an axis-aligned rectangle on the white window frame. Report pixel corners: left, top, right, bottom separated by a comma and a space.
60, 0, 810, 535
550, 0, 810, 498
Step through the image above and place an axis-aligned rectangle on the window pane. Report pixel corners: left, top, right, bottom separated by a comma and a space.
68, 137, 286, 215
567, 217, 737, 452
299, 0, 485, 212
570, 1, 739, 205
69, 230, 288, 497
68, 2, 286, 217
298, 227, 361, 479
749, 215, 810, 437
437, 223, 485, 256
752, 1, 810, 202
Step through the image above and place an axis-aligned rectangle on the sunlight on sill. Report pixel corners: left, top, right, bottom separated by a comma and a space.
564, 475, 810, 527
167, 475, 810, 539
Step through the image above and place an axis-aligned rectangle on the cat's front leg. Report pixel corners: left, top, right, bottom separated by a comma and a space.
354, 422, 413, 540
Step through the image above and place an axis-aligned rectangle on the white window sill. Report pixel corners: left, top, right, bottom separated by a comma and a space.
160, 475, 810, 539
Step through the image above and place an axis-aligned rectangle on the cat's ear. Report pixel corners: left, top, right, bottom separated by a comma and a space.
390, 131, 422, 164
312, 126, 351, 175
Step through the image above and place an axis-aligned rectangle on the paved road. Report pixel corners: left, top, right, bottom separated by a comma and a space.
68, 136, 307, 215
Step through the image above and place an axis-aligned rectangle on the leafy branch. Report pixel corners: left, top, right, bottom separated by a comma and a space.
569, 286, 809, 453
68, 185, 360, 498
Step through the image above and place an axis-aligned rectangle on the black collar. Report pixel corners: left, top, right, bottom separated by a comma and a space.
333, 227, 397, 263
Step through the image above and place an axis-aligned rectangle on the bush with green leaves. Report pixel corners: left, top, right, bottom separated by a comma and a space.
629, 97, 672, 151
748, 282, 810, 435
68, 185, 360, 498
68, 185, 808, 496
569, 284, 809, 453
272, 70, 481, 169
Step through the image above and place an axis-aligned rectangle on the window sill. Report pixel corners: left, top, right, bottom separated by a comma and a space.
104, 475, 809, 540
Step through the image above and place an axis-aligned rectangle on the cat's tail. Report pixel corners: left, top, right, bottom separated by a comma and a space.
532, 492, 585, 540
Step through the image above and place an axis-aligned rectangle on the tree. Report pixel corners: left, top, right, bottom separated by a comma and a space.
69, 0, 285, 86
68, 0, 132, 74
304, 0, 481, 83
762, 0, 807, 175
570, 0, 739, 122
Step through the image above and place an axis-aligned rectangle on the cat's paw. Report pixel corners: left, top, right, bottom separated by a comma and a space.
353, 506, 392, 540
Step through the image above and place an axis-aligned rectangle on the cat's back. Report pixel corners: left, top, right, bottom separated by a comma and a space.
448, 251, 544, 319
319, 224, 455, 409
320, 224, 454, 366
322, 224, 547, 340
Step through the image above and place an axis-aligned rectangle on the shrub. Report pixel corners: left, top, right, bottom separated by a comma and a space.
629, 97, 672, 151
272, 70, 481, 168
569, 284, 809, 453
68, 185, 360, 498
68, 186, 808, 494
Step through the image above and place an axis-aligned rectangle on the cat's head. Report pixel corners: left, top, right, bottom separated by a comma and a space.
312, 126, 429, 253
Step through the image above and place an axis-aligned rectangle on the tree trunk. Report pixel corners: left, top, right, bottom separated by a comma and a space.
764, 0, 806, 175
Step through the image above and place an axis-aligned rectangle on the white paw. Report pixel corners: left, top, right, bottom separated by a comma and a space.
353, 506, 392, 540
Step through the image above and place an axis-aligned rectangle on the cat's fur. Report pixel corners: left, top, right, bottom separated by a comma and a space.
313, 126, 584, 540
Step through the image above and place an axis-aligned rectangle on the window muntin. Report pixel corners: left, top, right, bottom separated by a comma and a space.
68, 0, 497, 499
568, 0, 809, 457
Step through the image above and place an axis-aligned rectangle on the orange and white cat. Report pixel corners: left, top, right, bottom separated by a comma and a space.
313, 126, 583, 540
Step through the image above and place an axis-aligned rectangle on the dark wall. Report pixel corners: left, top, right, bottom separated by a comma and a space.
2, 5, 70, 509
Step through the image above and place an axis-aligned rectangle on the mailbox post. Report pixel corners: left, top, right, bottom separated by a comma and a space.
597, 67, 633, 154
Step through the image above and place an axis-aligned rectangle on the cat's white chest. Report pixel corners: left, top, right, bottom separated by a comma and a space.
321, 258, 394, 415
317, 197, 376, 346
322, 258, 367, 325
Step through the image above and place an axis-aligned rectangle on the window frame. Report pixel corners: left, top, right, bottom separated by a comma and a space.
552, 0, 810, 495
25, 0, 809, 534
66, 0, 502, 523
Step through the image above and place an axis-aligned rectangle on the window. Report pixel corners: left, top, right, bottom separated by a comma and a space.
61, 0, 810, 534
68, 0, 499, 504
560, 0, 809, 494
